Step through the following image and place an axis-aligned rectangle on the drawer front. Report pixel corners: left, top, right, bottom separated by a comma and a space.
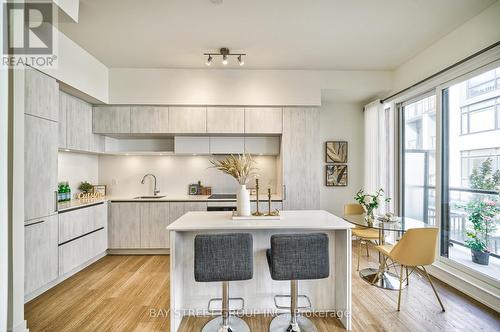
58, 207, 90, 244
58, 228, 107, 275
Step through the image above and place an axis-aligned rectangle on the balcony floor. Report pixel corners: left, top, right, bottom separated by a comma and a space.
448, 244, 500, 282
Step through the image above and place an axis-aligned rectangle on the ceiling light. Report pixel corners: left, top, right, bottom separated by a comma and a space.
237, 55, 244, 66
203, 48, 246, 66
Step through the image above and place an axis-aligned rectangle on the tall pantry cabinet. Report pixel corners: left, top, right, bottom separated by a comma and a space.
24, 67, 59, 295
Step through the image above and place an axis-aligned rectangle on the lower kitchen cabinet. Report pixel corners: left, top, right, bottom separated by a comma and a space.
109, 202, 141, 249
250, 201, 283, 214
25, 215, 58, 295
109, 201, 208, 249
59, 203, 107, 243
140, 202, 170, 248
59, 228, 107, 275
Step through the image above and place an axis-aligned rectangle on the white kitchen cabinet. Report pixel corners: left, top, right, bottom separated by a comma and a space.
25, 215, 58, 295
66, 93, 91, 151
109, 202, 141, 248
131, 106, 169, 133
207, 107, 244, 133
245, 137, 280, 155
244, 107, 282, 134
282, 107, 320, 210
58, 92, 67, 149
174, 136, 210, 154
59, 228, 107, 275
25, 114, 58, 221
169, 107, 206, 133
140, 202, 170, 248
209, 137, 245, 154
169, 202, 186, 224
93, 106, 131, 134
58, 203, 107, 244
184, 202, 208, 212
25, 67, 59, 122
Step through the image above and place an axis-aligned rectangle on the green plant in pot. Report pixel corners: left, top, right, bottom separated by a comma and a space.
78, 181, 94, 194
462, 158, 500, 266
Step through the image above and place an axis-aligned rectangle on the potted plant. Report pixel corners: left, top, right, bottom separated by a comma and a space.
354, 188, 390, 222
464, 199, 499, 265
210, 154, 257, 216
78, 181, 94, 193
461, 158, 500, 265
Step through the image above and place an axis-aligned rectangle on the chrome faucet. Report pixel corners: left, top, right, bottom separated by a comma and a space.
141, 173, 160, 196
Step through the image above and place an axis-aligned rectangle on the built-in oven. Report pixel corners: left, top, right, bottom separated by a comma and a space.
207, 201, 237, 211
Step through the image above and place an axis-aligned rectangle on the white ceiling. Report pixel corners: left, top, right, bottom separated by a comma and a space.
59, 0, 495, 70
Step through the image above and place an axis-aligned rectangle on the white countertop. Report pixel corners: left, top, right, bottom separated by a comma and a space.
167, 210, 354, 231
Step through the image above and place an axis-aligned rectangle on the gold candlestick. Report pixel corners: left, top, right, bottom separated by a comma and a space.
252, 178, 264, 216
266, 187, 279, 216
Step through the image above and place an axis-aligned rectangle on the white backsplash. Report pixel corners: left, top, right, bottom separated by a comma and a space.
58, 152, 99, 193
98, 155, 278, 197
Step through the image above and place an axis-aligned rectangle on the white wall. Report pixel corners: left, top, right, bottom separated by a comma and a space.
108, 68, 393, 106
0, 0, 8, 328
58, 152, 99, 195
393, 1, 500, 90
319, 102, 364, 216
36, 28, 109, 103
98, 155, 277, 197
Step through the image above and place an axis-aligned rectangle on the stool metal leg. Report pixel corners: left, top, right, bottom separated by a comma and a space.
269, 281, 318, 332
202, 281, 250, 332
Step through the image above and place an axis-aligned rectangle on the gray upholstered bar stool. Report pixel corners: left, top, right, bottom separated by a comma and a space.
194, 233, 253, 332
266, 233, 330, 332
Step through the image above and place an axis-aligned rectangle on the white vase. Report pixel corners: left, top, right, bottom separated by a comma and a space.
237, 184, 251, 216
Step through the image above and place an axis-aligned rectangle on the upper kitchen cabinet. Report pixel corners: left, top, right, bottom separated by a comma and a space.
244, 107, 282, 134
93, 106, 131, 134
282, 107, 320, 210
130, 106, 169, 133
168, 107, 207, 134
25, 67, 59, 122
244, 137, 280, 155
207, 107, 244, 134
25, 115, 58, 221
60, 91, 105, 153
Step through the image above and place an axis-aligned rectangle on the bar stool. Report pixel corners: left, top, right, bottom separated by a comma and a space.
266, 233, 330, 332
194, 233, 253, 332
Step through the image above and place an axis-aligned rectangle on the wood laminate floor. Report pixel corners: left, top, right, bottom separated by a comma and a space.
25, 243, 500, 332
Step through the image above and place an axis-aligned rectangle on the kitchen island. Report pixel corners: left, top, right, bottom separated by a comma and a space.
167, 210, 354, 331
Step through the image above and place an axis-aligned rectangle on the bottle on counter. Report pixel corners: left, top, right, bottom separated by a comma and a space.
58, 183, 64, 202
64, 182, 71, 201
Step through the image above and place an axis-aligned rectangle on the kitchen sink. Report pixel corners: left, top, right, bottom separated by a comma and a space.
133, 196, 166, 199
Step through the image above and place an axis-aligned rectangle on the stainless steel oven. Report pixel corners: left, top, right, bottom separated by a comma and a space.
206, 200, 237, 211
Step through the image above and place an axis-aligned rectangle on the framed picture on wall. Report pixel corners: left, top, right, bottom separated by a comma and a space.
325, 141, 348, 163
92, 185, 107, 196
326, 165, 348, 186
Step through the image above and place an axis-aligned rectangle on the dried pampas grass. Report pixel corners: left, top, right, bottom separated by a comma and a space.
210, 153, 257, 185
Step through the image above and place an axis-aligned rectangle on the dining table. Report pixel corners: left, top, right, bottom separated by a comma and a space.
343, 214, 431, 290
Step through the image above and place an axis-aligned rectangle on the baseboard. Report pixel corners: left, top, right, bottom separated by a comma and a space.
107, 249, 169, 255
24, 252, 107, 303
427, 262, 500, 313
8, 319, 27, 332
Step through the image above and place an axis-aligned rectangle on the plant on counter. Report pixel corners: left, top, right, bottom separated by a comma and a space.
209, 153, 257, 185
354, 188, 391, 221
78, 181, 94, 194
210, 153, 257, 216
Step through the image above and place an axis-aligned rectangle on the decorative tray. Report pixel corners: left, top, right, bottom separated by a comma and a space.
231, 211, 282, 220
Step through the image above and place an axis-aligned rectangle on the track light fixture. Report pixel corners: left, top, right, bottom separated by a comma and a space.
205, 54, 212, 66
204, 48, 246, 66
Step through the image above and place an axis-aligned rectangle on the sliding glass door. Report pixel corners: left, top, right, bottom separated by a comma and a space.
441, 66, 500, 282
401, 93, 437, 225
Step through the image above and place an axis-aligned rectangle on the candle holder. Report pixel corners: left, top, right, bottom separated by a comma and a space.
252, 178, 264, 216
266, 188, 280, 216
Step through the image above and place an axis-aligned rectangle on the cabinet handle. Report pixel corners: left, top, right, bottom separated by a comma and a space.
283, 185, 287, 201
54, 190, 58, 212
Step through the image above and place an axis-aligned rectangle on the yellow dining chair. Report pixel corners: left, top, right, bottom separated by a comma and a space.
373, 227, 445, 312
344, 203, 379, 271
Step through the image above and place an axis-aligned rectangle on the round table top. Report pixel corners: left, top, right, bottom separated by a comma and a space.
343, 214, 432, 232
